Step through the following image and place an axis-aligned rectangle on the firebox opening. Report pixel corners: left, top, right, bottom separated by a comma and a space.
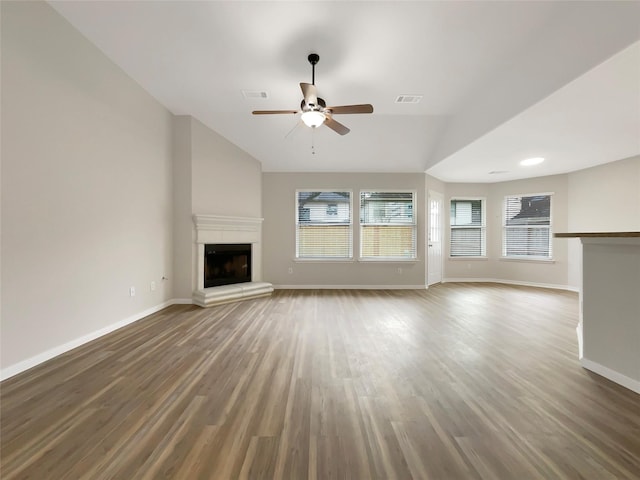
204, 243, 252, 288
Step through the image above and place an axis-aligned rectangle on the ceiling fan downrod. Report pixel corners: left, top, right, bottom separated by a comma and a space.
308, 53, 319, 85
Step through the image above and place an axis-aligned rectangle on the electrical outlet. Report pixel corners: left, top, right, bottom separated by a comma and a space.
129, 286, 136, 297
288, 267, 293, 274
150, 281, 156, 291
397, 267, 403, 274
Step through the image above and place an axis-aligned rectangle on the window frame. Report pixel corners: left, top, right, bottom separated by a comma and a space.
358, 189, 418, 261
295, 189, 353, 261
502, 192, 554, 261
449, 197, 487, 259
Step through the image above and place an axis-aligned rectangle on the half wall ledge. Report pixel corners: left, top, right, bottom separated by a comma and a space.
193, 281, 274, 308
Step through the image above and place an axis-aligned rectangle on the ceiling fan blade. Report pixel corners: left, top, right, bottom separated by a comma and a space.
300, 83, 318, 107
252, 109, 298, 115
326, 104, 374, 115
324, 116, 350, 135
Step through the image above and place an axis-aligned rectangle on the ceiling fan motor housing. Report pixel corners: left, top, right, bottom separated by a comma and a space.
301, 97, 326, 111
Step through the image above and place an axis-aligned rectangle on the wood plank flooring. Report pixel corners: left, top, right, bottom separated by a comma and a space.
2, 283, 639, 479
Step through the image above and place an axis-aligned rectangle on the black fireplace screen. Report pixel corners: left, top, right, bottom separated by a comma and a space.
204, 244, 251, 287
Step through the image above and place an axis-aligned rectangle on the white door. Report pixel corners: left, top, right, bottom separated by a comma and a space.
427, 191, 443, 286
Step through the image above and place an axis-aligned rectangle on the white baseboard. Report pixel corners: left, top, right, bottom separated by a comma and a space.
581, 358, 640, 395
273, 284, 427, 290
0, 298, 190, 381
442, 277, 578, 292
172, 298, 194, 305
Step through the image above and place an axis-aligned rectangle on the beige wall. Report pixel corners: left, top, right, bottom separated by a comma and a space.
171, 117, 193, 299
172, 116, 263, 297
443, 174, 569, 288
265, 168, 634, 290
1, 2, 173, 372
0, 2, 263, 377
426, 174, 445, 194
567, 155, 640, 231
263, 173, 426, 287
191, 118, 262, 218
566, 155, 640, 288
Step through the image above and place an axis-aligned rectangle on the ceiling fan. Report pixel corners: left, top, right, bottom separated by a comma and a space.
252, 53, 374, 135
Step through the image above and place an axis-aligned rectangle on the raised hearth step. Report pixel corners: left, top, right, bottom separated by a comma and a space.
193, 281, 273, 307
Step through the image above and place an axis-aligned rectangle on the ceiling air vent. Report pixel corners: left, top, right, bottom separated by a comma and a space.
242, 90, 269, 99
395, 94, 423, 104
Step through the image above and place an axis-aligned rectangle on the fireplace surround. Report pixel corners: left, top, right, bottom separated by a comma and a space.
192, 215, 273, 307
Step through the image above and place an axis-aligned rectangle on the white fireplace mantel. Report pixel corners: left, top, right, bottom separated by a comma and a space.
192, 214, 272, 306
194, 214, 263, 241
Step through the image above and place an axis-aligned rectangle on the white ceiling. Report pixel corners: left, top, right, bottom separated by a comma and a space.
49, 1, 640, 181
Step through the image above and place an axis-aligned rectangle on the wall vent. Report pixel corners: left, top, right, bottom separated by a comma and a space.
242, 90, 269, 99
395, 94, 423, 104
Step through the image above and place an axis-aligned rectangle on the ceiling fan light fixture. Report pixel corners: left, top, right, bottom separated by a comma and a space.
520, 157, 545, 166
301, 110, 326, 128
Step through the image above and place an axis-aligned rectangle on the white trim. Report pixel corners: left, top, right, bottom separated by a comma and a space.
295, 189, 354, 260
442, 277, 578, 292
0, 299, 189, 381
499, 256, 555, 264
192, 214, 264, 292
502, 192, 554, 259
449, 196, 487, 258
193, 282, 273, 307
359, 189, 418, 260
293, 258, 355, 263
193, 214, 264, 232
172, 298, 194, 305
357, 258, 418, 263
273, 284, 427, 290
580, 358, 640, 395
448, 256, 488, 261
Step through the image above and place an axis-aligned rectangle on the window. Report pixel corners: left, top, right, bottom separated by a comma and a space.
450, 198, 486, 257
296, 191, 352, 259
360, 191, 416, 259
503, 193, 552, 259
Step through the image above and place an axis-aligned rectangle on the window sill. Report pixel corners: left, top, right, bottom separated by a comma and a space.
358, 258, 418, 263
294, 258, 355, 263
448, 256, 488, 261
500, 256, 555, 264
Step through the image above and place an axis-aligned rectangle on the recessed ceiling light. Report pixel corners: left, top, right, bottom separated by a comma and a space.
520, 157, 544, 166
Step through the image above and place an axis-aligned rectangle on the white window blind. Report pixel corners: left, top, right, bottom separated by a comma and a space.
503, 194, 552, 259
360, 191, 416, 259
450, 199, 485, 256
296, 191, 352, 259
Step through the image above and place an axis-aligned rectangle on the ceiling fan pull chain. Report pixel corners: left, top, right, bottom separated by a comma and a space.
311, 129, 316, 155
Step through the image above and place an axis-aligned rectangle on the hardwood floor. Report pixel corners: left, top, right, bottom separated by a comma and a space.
2, 283, 639, 479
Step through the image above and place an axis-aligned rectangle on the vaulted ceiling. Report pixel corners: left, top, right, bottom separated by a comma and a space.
49, 1, 640, 181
